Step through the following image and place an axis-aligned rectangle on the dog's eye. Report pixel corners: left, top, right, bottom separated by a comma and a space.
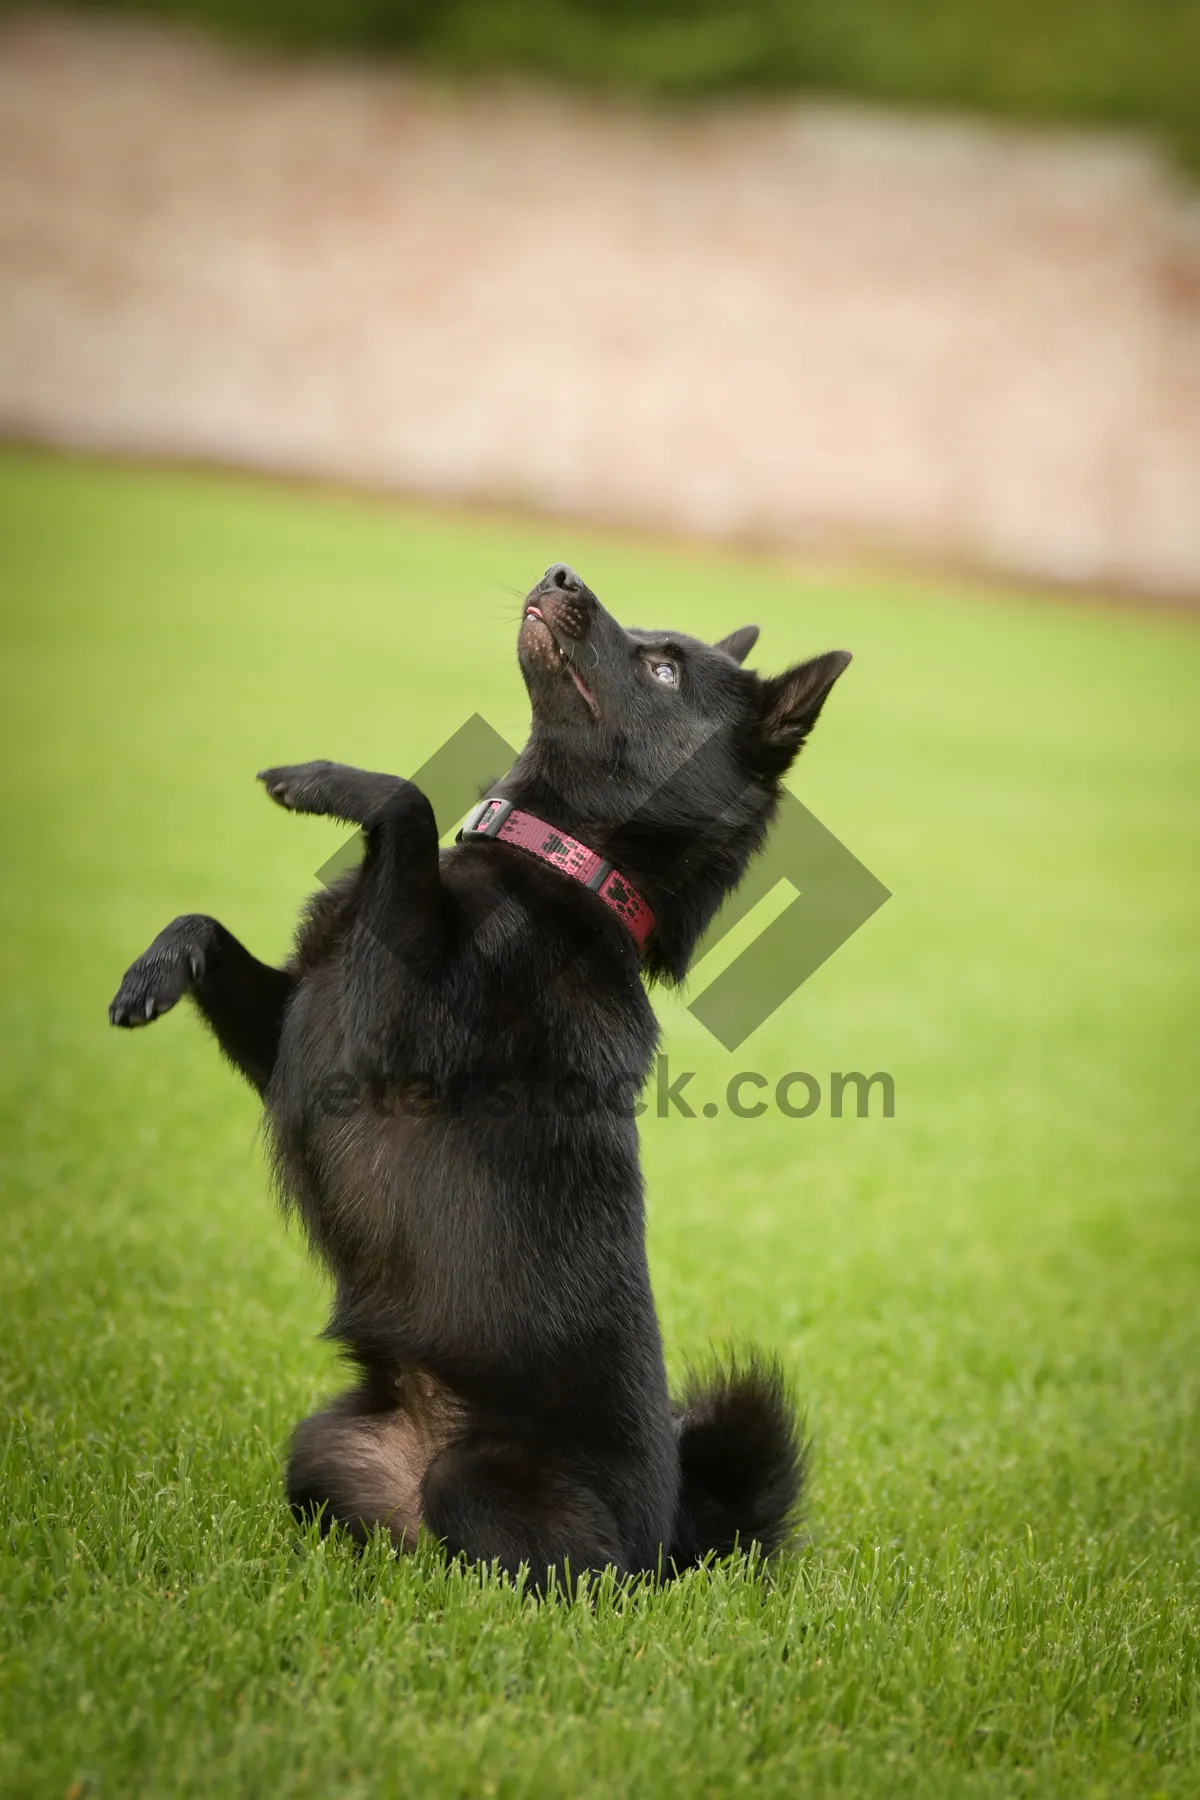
650, 661, 678, 687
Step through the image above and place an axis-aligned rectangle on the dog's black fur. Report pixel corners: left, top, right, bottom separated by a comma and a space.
110, 564, 850, 1589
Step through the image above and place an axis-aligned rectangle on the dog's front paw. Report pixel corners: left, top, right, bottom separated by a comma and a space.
109, 925, 207, 1027
257, 761, 339, 814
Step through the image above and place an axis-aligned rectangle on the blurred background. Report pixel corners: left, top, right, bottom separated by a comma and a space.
1, 0, 1198, 597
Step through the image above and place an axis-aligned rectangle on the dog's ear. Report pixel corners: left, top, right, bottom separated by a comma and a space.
756, 650, 852, 762
713, 625, 760, 665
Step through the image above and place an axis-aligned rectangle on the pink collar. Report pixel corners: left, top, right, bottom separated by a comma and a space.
457, 797, 655, 956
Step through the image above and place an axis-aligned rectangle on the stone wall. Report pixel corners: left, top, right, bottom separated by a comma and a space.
3, 14, 1198, 596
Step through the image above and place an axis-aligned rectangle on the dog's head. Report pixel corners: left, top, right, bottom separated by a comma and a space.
507, 563, 851, 978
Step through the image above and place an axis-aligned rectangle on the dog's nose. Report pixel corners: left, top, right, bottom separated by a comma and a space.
543, 563, 582, 593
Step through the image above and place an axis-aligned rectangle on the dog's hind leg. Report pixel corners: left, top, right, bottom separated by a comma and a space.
287, 1369, 462, 1549
287, 1388, 427, 1549
420, 1436, 630, 1593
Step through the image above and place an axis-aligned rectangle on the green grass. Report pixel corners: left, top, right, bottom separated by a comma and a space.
0, 448, 1197, 1798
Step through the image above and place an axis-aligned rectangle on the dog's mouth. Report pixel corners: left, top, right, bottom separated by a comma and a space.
522, 604, 599, 718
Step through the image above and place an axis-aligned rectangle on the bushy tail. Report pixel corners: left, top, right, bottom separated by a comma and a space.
669, 1355, 807, 1569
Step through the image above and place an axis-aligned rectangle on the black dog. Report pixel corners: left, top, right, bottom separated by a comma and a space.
110, 564, 850, 1588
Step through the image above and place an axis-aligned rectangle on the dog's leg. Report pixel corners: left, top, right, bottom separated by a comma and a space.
109, 915, 295, 1093
259, 762, 444, 1072
257, 760, 416, 830
287, 1379, 446, 1550
421, 1435, 630, 1593
287, 1392, 421, 1549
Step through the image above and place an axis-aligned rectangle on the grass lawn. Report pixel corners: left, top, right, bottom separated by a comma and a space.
0, 449, 1197, 1798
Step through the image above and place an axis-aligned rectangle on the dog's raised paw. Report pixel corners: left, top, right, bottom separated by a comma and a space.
108, 943, 201, 1027
257, 762, 335, 812
257, 765, 300, 809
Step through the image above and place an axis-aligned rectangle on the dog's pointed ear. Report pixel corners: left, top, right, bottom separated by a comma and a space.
714, 625, 760, 665
757, 650, 852, 758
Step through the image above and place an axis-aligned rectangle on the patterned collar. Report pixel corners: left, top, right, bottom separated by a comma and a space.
457, 798, 655, 956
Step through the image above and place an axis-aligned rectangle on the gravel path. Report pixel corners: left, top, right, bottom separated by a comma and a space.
2, 14, 1198, 595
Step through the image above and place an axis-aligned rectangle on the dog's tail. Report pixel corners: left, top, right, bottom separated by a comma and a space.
669, 1355, 807, 1570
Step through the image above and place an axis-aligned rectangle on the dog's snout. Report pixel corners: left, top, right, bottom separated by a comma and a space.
526, 562, 595, 646
543, 563, 581, 594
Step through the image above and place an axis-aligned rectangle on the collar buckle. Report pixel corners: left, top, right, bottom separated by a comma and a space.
457, 796, 514, 842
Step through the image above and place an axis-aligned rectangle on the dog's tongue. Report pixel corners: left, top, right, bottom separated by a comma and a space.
569, 665, 599, 717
